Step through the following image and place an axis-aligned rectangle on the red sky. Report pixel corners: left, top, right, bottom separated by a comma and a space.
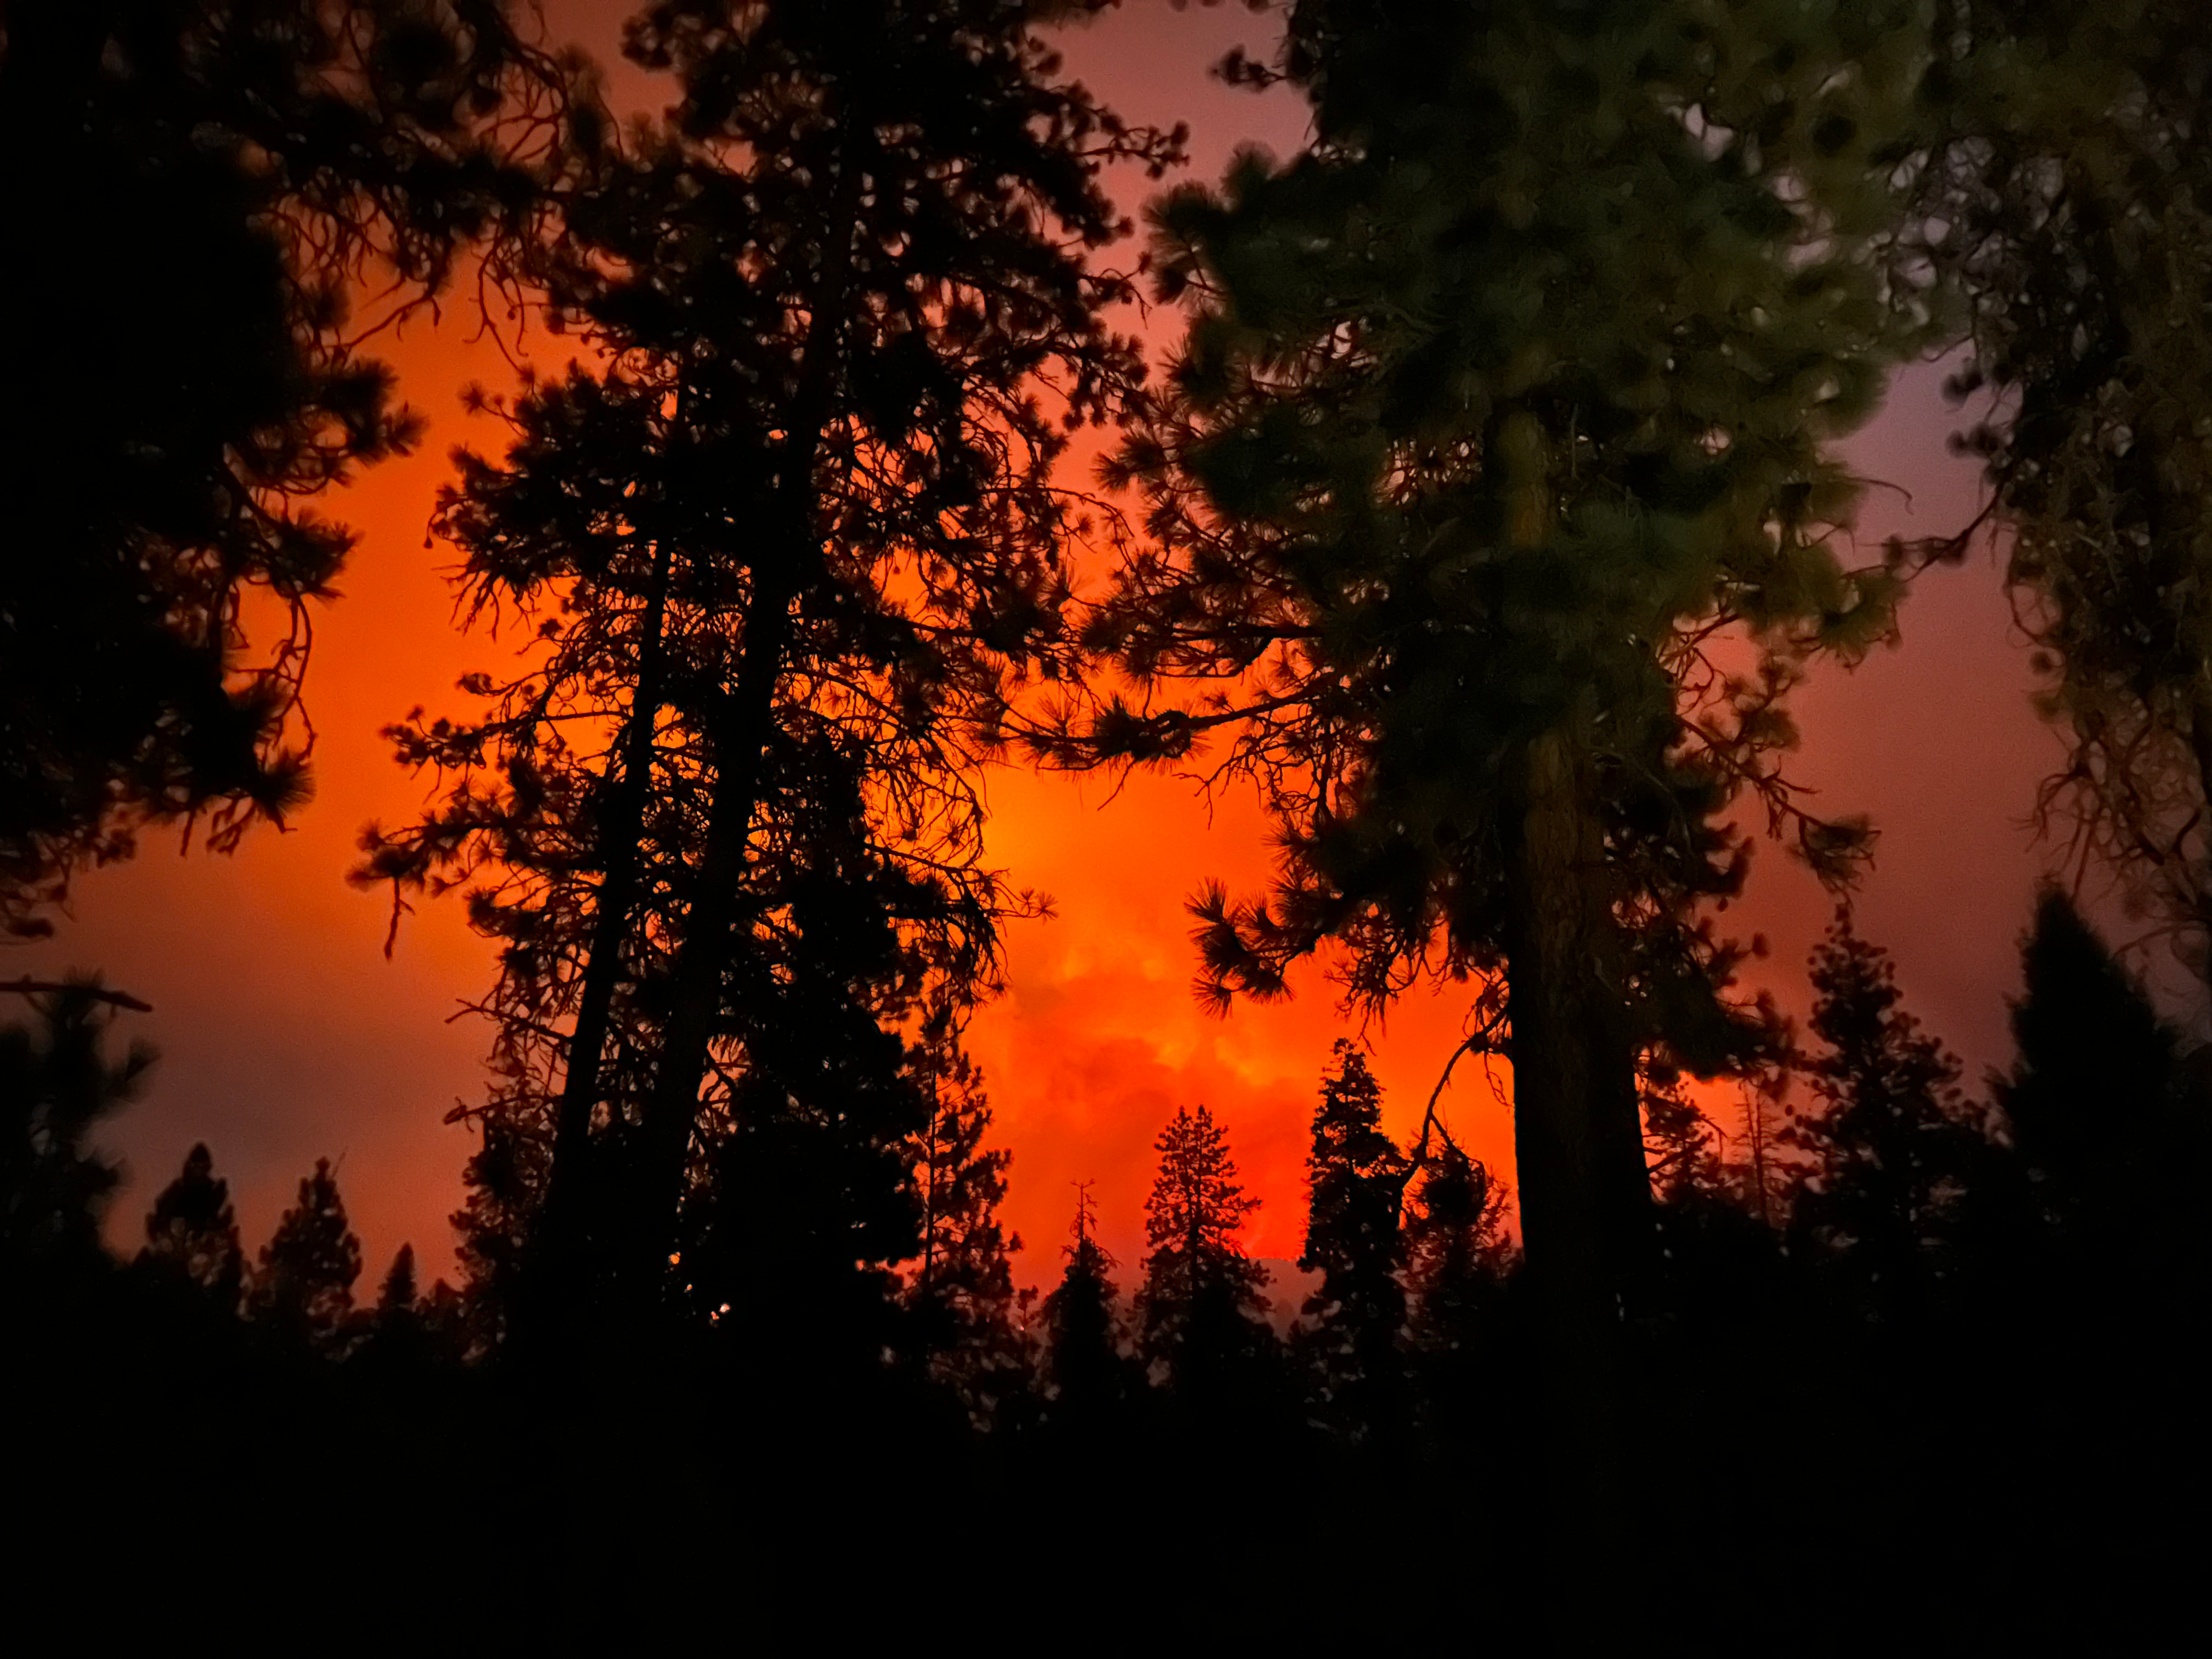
26, 1, 2123, 1292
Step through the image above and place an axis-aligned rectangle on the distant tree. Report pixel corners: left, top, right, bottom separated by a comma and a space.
248, 1159, 363, 1351
1, 980, 154, 1271
1137, 1105, 1274, 1403
1991, 889, 2207, 1313
378, 1244, 420, 1317
1786, 909, 1993, 1326
1040, 1183, 1137, 1432
1402, 1137, 1513, 1423
906, 1015, 1028, 1427
1642, 1076, 1731, 1210
137, 1142, 245, 1312
0, 0, 564, 936
1298, 1041, 1408, 1441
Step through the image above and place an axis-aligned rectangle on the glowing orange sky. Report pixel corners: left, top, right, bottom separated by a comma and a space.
29, 1, 2102, 1293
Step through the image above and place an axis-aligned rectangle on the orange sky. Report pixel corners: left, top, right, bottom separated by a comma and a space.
27, 0, 2114, 1294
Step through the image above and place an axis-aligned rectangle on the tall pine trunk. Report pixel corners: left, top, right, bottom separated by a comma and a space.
528, 533, 675, 1334
1499, 727, 1652, 1548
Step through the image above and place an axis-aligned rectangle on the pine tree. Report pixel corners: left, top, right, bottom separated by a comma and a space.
0, 1, 561, 936
1786, 908, 1991, 1327
137, 1142, 245, 1312
248, 1159, 363, 1352
1915, 2, 2212, 988
1402, 1137, 1513, 1436
1053, 0, 1936, 1466
906, 1014, 1028, 1427
1040, 1183, 1137, 1434
1, 979, 153, 1271
1991, 889, 2205, 1316
378, 1244, 419, 1317
1299, 1040, 1408, 1442
357, 0, 1178, 1338
1137, 1104, 1273, 1403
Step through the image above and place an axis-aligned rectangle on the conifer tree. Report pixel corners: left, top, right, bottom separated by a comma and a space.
378, 1244, 420, 1317
1, 980, 153, 1271
248, 1159, 363, 1351
358, 0, 1179, 1337
1991, 889, 2205, 1314
1402, 1137, 1513, 1428
1299, 1041, 1408, 1441
1051, 0, 1937, 1446
1786, 909, 1990, 1326
0, 1, 563, 935
1040, 1183, 1137, 1433
906, 1015, 1028, 1426
1915, 2, 2212, 986
1137, 1104, 1273, 1402
138, 1142, 245, 1312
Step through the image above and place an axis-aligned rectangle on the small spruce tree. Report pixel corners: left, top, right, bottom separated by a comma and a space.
1040, 1182, 1137, 1435
1, 979, 151, 1270
1786, 908, 1992, 1326
1299, 1041, 1409, 1442
137, 1142, 244, 1313
248, 1158, 362, 1353
1403, 1137, 1514, 1432
906, 1019, 1028, 1428
1991, 889, 2205, 1317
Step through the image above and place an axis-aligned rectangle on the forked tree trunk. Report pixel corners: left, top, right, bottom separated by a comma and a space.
624, 148, 867, 1298
529, 534, 675, 1334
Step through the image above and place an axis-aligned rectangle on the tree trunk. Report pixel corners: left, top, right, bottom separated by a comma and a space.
624, 147, 867, 1299
1499, 726, 1654, 1582
528, 533, 675, 1333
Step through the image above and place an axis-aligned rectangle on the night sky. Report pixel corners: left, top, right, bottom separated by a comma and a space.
27, 0, 2101, 1290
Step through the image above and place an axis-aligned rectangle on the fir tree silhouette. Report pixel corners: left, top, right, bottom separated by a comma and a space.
1137, 1105, 1274, 1410
1402, 1136, 1513, 1441
1991, 888, 2208, 1323
1912, 2, 2212, 990
1040, 1182, 1139, 1440
1787, 907, 1993, 1328
1, 979, 154, 1273
906, 1013, 1029, 1429
248, 1159, 363, 1353
1298, 1041, 1409, 1443
137, 1142, 245, 1313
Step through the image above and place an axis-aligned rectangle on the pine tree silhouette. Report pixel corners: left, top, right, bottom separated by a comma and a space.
356, 0, 1180, 1341
378, 1244, 419, 1317
1055, 2, 1935, 1534
1787, 908, 1993, 1327
137, 1142, 244, 1313
906, 1014, 1028, 1429
1, 979, 153, 1271
1137, 1105, 1274, 1407
1403, 1136, 1513, 1439
1040, 1182, 1138, 1437
0, 0, 561, 936
1298, 1041, 1409, 1442
1914, 3, 2212, 989
1991, 889, 2207, 1321
248, 1159, 363, 1353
